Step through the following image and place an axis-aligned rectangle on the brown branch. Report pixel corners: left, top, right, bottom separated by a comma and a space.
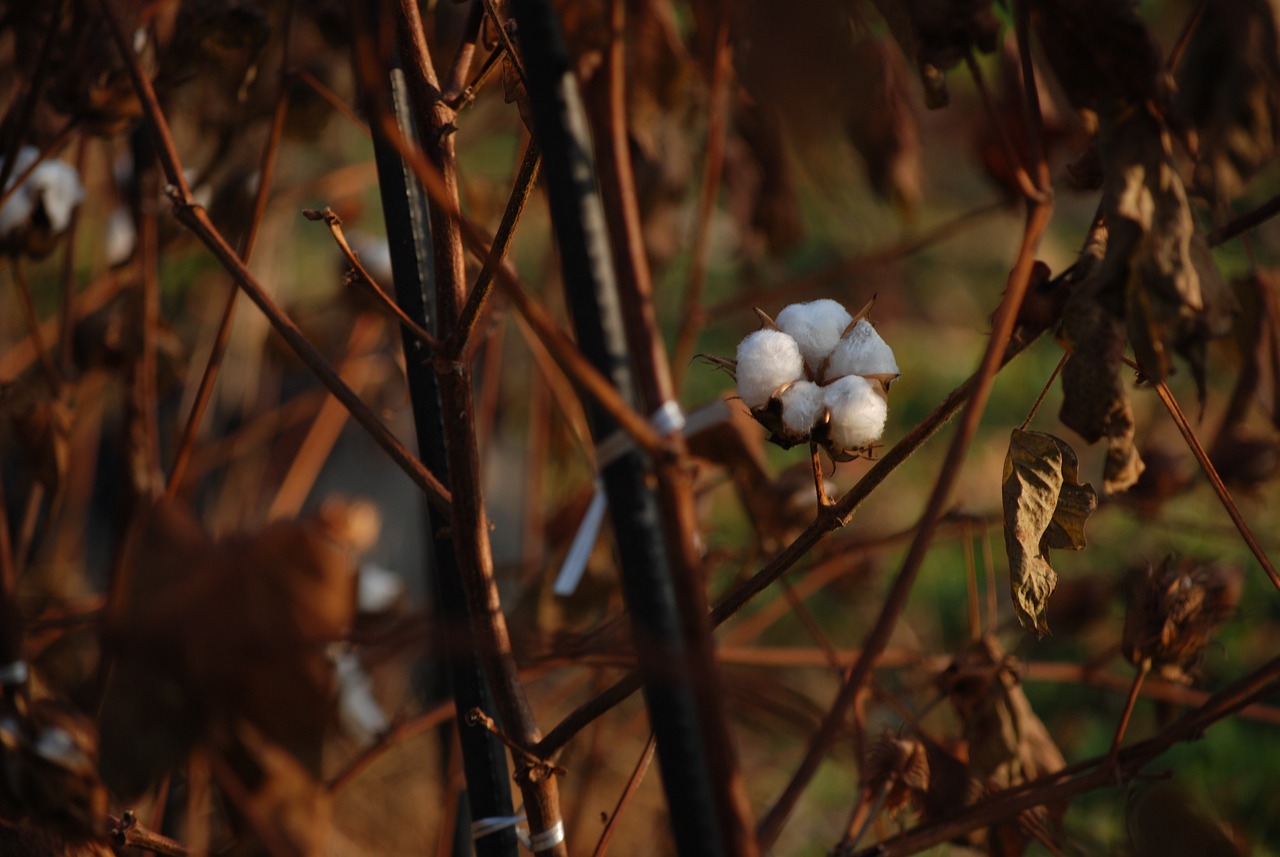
391, 3, 567, 853
167, 27, 293, 497
1208, 191, 1280, 247
590, 733, 657, 857
301, 206, 441, 348
708, 200, 1007, 318
95, 0, 452, 513
755, 197, 1054, 849
536, 328, 1043, 757
853, 653, 1280, 855
446, 139, 541, 362
109, 811, 188, 856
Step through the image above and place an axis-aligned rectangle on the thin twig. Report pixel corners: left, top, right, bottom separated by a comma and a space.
446, 139, 541, 361
1108, 658, 1150, 763
295, 68, 369, 133
590, 734, 657, 857
301, 206, 441, 348
1145, 368, 1280, 591
9, 258, 62, 390
708, 200, 1006, 318
1208, 191, 1280, 247
110, 811, 189, 856
96, 0, 453, 512
1018, 350, 1067, 430
167, 17, 294, 496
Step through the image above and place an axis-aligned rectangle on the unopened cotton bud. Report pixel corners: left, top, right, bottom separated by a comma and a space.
776, 299, 853, 372
736, 329, 804, 408
827, 319, 899, 380
822, 374, 888, 451
779, 380, 825, 435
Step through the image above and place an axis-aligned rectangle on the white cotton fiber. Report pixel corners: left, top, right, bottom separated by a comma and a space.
775, 299, 853, 372
736, 329, 804, 408
822, 374, 888, 451
0, 147, 84, 238
826, 319, 899, 380
779, 380, 825, 435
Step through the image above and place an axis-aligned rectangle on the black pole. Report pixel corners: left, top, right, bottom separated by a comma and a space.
369, 57, 520, 857
509, 2, 727, 854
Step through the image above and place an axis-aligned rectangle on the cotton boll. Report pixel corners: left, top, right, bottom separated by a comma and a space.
827, 319, 899, 381
736, 329, 804, 408
104, 207, 136, 267
779, 380, 825, 435
776, 299, 853, 372
29, 159, 85, 232
0, 147, 41, 238
822, 374, 888, 451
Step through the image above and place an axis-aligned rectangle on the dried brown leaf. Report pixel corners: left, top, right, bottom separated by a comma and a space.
1031, 0, 1165, 113
863, 734, 930, 815
1002, 430, 1098, 635
1176, 0, 1280, 206
99, 499, 357, 799
1222, 270, 1280, 433
844, 37, 922, 212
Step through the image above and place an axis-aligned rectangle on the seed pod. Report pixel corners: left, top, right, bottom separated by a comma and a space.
1122, 557, 1242, 682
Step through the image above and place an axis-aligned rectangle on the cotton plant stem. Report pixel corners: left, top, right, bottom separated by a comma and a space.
536, 328, 1043, 758
94, 0, 452, 513
391, 3, 566, 854
754, 194, 1056, 852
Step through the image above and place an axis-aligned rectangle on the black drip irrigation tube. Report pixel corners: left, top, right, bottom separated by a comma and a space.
510, 2, 727, 855
369, 58, 520, 857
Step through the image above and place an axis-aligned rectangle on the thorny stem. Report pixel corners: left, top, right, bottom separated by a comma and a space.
95, 0, 453, 512
590, 734, 658, 857
1144, 368, 1280, 591
110, 811, 189, 856
754, 195, 1054, 850
167, 18, 294, 497
671, 15, 732, 391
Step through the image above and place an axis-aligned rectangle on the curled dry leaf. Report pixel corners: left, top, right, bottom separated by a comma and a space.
1122, 556, 1242, 683
868, 0, 1000, 108
843, 36, 922, 212
862, 734, 930, 816
1001, 430, 1098, 636
1222, 271, 1280, 434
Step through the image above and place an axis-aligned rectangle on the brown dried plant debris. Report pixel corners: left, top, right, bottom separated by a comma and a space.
861, 734, 931, 817
868, 0, 1000, 108
1126, 782, 1245, 857
0, 697, 108, 846
1175, 0, 1280, 207
98, 498, 359, 802
1122, 556, 1243, 683
1001, 430, 1098, 636
938, 637, 1068, 855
